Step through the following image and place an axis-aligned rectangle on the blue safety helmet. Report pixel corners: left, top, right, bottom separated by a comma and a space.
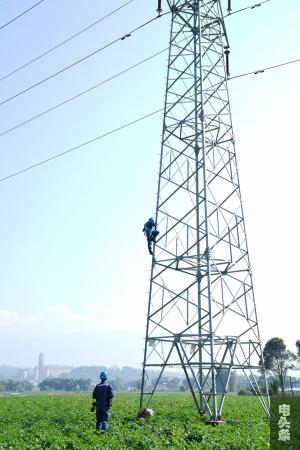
100, 371, 108, 380
148, 217, 155, 223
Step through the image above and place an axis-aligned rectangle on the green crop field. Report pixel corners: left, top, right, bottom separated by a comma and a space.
0, 393, 270, 449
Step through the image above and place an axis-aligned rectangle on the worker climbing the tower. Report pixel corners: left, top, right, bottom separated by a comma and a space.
143, 217, 160, 255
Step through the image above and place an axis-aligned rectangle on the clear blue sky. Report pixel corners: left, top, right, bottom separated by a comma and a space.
0, 0, 299, 367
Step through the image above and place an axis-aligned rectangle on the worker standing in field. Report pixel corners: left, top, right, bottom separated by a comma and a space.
92, 371, 114, 432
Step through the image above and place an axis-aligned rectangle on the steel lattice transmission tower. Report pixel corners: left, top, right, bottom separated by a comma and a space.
140, 0, 270, 422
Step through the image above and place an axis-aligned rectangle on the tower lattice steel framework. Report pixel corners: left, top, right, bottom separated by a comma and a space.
140, 0, 270, 422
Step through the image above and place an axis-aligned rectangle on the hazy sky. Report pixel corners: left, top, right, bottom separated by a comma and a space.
0, 0, 299, 367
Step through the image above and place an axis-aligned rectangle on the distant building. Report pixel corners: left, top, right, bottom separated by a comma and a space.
38, 352, 46, 382
34, 366, 39, 382
21, 369, 29, 380
17, 368, 29, 380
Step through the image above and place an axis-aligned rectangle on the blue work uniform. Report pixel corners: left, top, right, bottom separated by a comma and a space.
143, 219, 159, 255
143, 219, 155, 238
92, 381, 114, 431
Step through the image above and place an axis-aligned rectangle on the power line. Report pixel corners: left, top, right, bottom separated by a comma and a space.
0, 0, 135, 82
225, 0, 271, 17
0, 46, 168, 138
229, 58, 300, 80
0, 55, 298, 138
0, 56, 298, 183
0, 109, 163, 183
0, 12, 169, 108
0, 0, 45, 31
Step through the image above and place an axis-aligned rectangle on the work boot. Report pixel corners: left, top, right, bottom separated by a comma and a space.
102, 421, 108, 431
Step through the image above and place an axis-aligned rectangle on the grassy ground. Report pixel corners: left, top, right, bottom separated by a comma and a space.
0, 392, 270, 449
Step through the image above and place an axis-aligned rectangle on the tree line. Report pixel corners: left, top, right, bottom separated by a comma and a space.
0, 380, 33, 392
0, 378, 92, 392
39, 378, 91, 391
1, 338, 299, 395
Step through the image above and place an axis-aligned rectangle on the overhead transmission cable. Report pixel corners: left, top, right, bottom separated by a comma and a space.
0, 0, 296, 184
0, 46, 169, 138
0, 0, 45, 31
0, 109, 163, 183
0, 56, 299, 184
229, 58, 300, 80
225, 0, 271, 17
0, 53, 298, 139
0, 0, 135, 82
0, 0, 269, 107
0, 11, 170, 107
0, 0, 270, 80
